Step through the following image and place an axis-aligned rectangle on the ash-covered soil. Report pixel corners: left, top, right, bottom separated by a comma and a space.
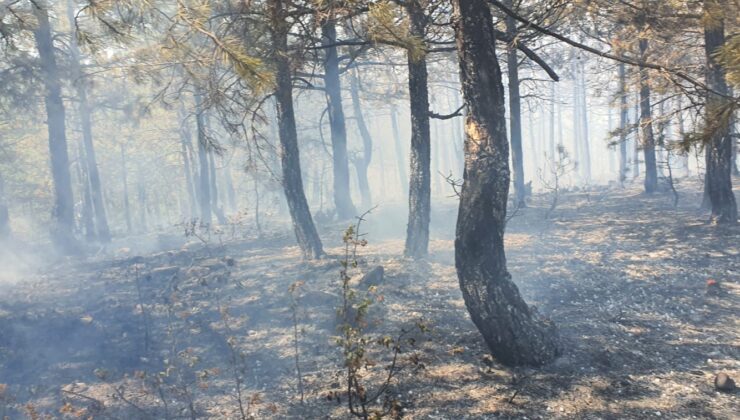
0, 181, 738, 419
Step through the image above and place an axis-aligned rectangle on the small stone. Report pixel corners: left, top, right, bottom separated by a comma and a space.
714, 373, 735, 392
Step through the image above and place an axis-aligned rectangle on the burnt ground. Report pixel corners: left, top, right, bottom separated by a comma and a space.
0, 180, 738, 419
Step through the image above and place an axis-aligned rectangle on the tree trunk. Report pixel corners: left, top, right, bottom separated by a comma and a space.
619, 64, 629, 186
76, 140, 95, 240
548, 83, 556, 162
66, 0, 110, 243
578, 57, 592, 183
223, 161, 237, 213
404, 1, 432, 259
33, 4, 77, 252
390, 104, 408, 198
194, 91, 212, 225
452, 0, 559, 366
504, 0, 526, 208
0, 170, 9, 239
120, 144, 132, 233
270, 2, 324, 259
349, 68, 373, 209
208, 151, 227, 224
633, 94, 641, 179
638, 38, 658, 193
322, 19, 356, 220
178, 104, 198, 219
703, 1, 737, 224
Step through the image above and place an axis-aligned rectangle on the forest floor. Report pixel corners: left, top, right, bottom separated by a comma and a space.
0, 179, 738, 419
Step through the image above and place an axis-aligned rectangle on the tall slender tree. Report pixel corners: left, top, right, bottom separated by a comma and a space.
321, 15, 356, 220
638, 36, 659, 193
349, 68, 373, 209
66, 0, 110, 242
32, 3, 77, 251
404, 0, 432, 259
270, 0, 324, 259
703, 0, 737, 224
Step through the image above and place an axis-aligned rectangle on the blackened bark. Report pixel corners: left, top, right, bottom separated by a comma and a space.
271, 2, 324, 259
639, 38, 658, 194
33, 4, 77, 251
452, 0, 559, 366
390, 104, 408, 197
703, 2, 737, 224
194, 91, 212, 225
349, 68, 373, 209
619, 63, 629, 185
322, 19, 356, 220
404, 1, 432, 259
504, 0, 526, 208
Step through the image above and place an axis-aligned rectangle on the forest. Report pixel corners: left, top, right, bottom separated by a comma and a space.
0, 0, 738, 418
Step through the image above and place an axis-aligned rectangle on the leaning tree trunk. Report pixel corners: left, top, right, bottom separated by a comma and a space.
33, 4, 77, 252
403, 1, 432, 259
452, 0, 559, 366
349, 68, 373, 209
504, 0, 526, 208
703, 1, 737, 224
271, 1, 324, 259
322, 19, 356, 220
618, 63, 629, 185
638, 38, 658, 194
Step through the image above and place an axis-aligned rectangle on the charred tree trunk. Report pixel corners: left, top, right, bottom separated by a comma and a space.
322, 19, 355, 220
66, 0, 110, 242
504, 0, 526, 208
404, 1, 432, 259
194, 91, 212, 225
703, 1, 737, 224
349, 68, 373, 209
270, 2, 324, 259
638, 38, 658, 194
619, 63, 629, 185
452, 0, 559, 366
390, 104, 408, 198
33, 4, 77, 251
